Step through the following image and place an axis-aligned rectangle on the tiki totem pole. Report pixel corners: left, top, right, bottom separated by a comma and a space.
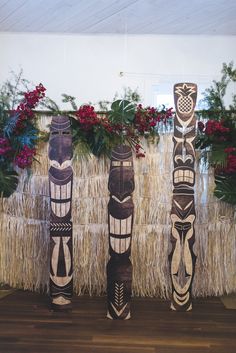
48, 116, 73, 310
107, 145, 135, 320
169, 83, 197, 311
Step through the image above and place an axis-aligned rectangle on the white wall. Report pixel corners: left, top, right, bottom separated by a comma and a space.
0, 33, 236, 108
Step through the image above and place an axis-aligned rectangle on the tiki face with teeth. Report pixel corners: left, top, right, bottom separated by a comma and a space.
173, 133, 196, 188
48, 116, 73, 309
107, 144, 134, 320
49, 116, 73, 221
108, 145, 134, 257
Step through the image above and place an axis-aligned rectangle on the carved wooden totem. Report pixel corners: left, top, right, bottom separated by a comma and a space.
107, 145, 134, 320
169, 83, 197, 311
48, 116, 73, 310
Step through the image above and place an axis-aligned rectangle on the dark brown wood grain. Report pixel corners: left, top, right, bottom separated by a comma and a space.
49, 116, 73, 310
169, 83, 198, 311
0, 290, 235, 353
107, 145, 134, 319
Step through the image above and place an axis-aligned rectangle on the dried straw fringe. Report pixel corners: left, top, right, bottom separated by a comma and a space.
0, 115, 236, 297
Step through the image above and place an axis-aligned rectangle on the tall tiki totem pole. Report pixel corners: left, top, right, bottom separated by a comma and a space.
48, 116, 73, 310
107, 145, 135, 319
169, 83, 197, 311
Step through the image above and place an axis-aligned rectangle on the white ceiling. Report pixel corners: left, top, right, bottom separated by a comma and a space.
0, 0, 236, 35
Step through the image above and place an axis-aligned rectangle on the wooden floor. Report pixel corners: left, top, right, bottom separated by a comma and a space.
0, 291, 236, 353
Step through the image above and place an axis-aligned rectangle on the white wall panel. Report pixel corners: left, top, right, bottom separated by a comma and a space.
0, 33, 235, 108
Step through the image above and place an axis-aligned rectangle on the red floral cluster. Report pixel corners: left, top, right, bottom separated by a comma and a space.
14, 145, 36, 169
134, 143, 145, 158
75, 103, 173, 158
224, 147, 236, 174
75, 105, 99, 130
200, 120, 230, 140
134, 104, 173, 134
0, 137, 12, 156
14, 83, 46, 132
205, 120, 229, 135
100, 117, 114, 133
0, 84, 46, 172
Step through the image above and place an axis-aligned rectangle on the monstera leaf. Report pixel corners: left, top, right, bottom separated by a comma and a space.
109, 99, 135, 125
0, 168, 19, 198
214, 174, 236, 205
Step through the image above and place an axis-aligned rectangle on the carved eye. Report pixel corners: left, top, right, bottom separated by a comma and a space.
123, 161, 132, 167
112, 161, 121, 166
52, 131, 59, 135
62, 131, 70, 135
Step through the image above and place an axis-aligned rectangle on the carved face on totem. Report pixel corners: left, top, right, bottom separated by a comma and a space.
108, 145, 134, 256
173, 83, 197, 190
170, 194, 196, 310
49, 116, 72, 166
49, 116, 73, 221
48, 116, 73, 308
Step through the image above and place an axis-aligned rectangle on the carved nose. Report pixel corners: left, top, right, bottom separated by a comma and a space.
58, 156, 63, 165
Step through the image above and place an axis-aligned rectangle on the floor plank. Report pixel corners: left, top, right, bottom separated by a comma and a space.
0, 291, 236, 353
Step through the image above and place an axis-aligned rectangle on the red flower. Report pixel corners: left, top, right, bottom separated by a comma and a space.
221, 147, 236, 174
224, 147, 236, 154
14, 83, 46, 133
14, 145, 36, 169
0, 137, 12, 156
134, 105, 173, 134
76, 105, 99, 131
225, 154, 236, 173
205, 120, 229, 136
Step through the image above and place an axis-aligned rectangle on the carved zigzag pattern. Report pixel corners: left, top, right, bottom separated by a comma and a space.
114, 282, 124, 307
50, 222, 72, 232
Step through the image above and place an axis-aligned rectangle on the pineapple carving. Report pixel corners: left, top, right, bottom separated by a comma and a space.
175, 83, 196, 114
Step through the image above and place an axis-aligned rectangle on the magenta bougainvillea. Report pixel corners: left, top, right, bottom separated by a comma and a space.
0, 83, 46, 196
196, 116, 236, 204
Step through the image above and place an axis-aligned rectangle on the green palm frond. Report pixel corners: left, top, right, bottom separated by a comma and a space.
210, 145, 227, 167
73, 139, 91, 161
0, 169, 19, 198
214, 174, 236, 205
61, 94, 78, 111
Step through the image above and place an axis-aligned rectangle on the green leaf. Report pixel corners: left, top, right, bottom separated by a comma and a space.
214, 174, 236, 205
0, 169, 19, 198
195, 135, 211, 149
109, 99, 135, 125
210, 145, 227, 167
61, 94, 78, 111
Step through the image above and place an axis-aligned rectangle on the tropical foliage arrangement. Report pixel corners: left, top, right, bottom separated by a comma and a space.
0, 72, 173, 197
70, 100, 173, 158
196, 61, 236, 205
0, 75, 46, 197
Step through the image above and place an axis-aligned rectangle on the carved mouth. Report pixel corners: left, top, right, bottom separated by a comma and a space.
174, 169, 194, 184
109, 215, 132, 235
50, 181, 71, 217
109, 215, 132, 254
109, 236, 131, 254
